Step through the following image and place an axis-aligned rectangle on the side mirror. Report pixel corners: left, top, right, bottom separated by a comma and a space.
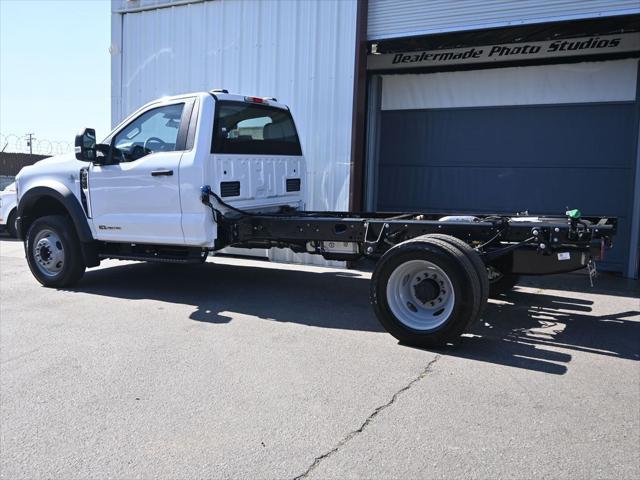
74, 128, 96, 162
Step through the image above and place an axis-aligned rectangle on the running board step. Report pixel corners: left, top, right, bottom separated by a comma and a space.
98, 254, 206, 264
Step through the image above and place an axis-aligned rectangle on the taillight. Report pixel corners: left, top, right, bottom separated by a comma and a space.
244, 96, 265, 104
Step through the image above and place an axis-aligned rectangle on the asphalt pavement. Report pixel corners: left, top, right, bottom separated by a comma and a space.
1, 237, 638, 479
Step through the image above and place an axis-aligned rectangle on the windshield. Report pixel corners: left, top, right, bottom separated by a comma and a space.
212, 101, 302, 156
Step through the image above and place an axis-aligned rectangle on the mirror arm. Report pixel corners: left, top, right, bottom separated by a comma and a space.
93, 143, 114, 165
109, 143, 117, 165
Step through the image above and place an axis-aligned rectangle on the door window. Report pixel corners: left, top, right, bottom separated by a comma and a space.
114, 103, 184, 161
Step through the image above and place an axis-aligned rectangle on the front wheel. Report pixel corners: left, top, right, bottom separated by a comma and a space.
25, 215, 86, 287
6, 210, 17, 238
371, 236, 483, 348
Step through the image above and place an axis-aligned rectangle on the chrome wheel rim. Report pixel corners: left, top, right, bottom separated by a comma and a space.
386, 260, 455, 331
32, 229, 65, 277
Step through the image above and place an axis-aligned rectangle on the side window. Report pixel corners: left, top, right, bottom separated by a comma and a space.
113, 103, 184, 161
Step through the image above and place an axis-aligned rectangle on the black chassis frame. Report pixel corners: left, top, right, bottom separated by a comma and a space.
216, 211, 617, 276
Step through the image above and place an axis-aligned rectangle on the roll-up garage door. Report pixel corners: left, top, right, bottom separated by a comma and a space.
375, 59, 639, 274
367, 0, 640, 40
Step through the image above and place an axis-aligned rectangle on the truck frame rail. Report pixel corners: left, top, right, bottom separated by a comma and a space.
215, 207, 616, 274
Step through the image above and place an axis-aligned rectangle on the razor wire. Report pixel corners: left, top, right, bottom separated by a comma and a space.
0, 133, 72, 156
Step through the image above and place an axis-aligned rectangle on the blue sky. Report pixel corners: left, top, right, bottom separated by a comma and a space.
0, 0, 111, 153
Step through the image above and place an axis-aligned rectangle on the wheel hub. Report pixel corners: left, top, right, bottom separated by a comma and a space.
413, 277, 440, 304
38, 244, 52, 262
32, 230, 65, 277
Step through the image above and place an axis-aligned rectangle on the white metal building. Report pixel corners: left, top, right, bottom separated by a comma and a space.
110, 0, 640, 277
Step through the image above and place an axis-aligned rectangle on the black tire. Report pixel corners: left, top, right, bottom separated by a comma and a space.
489, 273, 520, 298
371, 235, 482, 348
426, 234, 489, 321
6, 209, 17, 238
25, 215, 86, 287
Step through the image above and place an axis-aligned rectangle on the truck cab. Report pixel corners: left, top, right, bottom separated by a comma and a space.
16, 91, 306, 251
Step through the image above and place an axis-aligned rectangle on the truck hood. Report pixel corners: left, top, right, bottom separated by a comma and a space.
16, 153, 89, 201
18, 153, 86, 177
28, 153, 83, 168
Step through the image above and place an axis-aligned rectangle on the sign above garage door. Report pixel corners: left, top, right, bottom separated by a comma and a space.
367, 33, 640, 71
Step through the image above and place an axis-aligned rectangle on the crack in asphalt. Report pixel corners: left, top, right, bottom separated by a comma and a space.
293, 354, 441, 480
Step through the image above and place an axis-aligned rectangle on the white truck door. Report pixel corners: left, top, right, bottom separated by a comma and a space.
89, 100, 193, 245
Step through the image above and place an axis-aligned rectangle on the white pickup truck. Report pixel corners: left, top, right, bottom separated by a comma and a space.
15, 90, 615, 347
0, 182, 18, 237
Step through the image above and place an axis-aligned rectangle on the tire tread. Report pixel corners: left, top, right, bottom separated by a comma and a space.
426, 234, 489, 321
6, 210, 17, 238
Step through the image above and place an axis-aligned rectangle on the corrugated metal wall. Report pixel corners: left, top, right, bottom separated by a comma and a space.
111, 0, 198, 12
368, 0, 640, 40
110, 0, 358, 264
112, 0, 203, 12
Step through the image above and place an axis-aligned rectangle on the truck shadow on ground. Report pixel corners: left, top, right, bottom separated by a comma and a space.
452, 290, 639, 375
70, 261, 639, 375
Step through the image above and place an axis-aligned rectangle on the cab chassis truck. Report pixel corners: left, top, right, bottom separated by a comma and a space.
15, 91, 616, 347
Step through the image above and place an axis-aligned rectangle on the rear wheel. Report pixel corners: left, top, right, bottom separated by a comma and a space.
25, 215, 86, 287
6, 209, 17, 238
426, 234, 489, 321
371, 236, 482, 348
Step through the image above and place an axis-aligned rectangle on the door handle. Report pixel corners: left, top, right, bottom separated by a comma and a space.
151, 169, 174, 177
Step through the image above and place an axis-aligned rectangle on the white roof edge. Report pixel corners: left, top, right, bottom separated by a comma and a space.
131, 91, 290, 112
210, 92, 290, 110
